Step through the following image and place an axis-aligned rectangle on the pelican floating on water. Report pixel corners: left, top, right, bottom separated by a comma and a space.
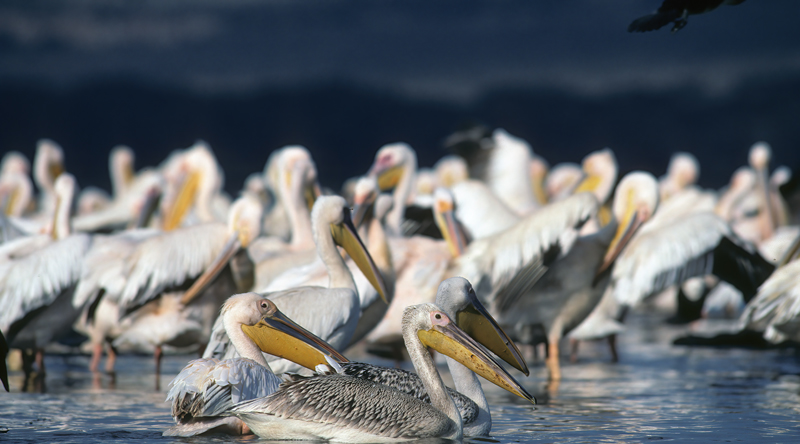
230, 301, 533, 442
164, 292, 347, 436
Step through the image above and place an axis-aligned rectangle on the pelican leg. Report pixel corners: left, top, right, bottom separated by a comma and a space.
35, 348, 45, 374
546, 341, 561, 381
154, 345, 163, 378
569, 338, 580, 364
105, 342, 118, 373
89, 342, 103, 373
608, 334, 619, 363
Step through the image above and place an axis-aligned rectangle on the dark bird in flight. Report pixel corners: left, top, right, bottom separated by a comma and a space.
628, 0, 747, 33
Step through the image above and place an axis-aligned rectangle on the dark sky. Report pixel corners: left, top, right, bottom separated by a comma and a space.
1, 0, 799, 194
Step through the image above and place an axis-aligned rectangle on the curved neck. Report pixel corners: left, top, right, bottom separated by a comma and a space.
445, 356, 491, 435
367, 216, 395, 304
402, 325, 462, 439
314, 219, 356, 292
284, 177, 314, 250
386, 161, 416, 237
224, 317, 271, 370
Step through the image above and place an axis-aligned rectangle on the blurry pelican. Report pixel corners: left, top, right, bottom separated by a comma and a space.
113, 194, 263, 376
231, 302, 533, 442
457, 172, 658, 380
0, 174, 92, 372
545, 163, 583, 202
0, 171, 33, 219
163, 292, 347, 436
205, 195, 387, 374
250, 148, 321, 289
32, 139, 65, 217
72, 170, 163, 233
366, 142, 417, 236
159, 141, 228, 231
659, 152, 700, 202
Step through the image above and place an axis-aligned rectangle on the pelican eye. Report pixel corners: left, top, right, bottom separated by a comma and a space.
435, 313, 441, 320
260, 301, 268, 309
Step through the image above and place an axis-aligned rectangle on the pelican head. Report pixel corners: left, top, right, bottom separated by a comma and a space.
771, 166, 791, 188
0, 172, 32, 217
749, 142, 771, 172
545, 162, 582, 201
1, 151, 30, 177
574, 148, 618, 203
226, 293, 348, 371
597, 171, 658, 277
313, 195, 388, 303
415, 168, 438, 197
162, 141, 222, 230
436, 277, 529, 375
351, 176, 379, 228
434, 155, 468, 188
180, 195, 263, 305
667, 152, 699, 188
368, 143, 417, 191
433, 188, 467, 258
275, 146, 321, 211
110, 145, 135, 196
34, 139, 65, 192
405, 303, 535, 404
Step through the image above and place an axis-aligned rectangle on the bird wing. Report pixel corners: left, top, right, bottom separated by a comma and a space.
166, 357, 281, 421
232, 373, 455, 440
340, 362, 478, 424
612, 212, 774, 307
118, 223, 228, 309
0, 233, 92, 334
456, 192, 596, 310
740, 260, 800, 343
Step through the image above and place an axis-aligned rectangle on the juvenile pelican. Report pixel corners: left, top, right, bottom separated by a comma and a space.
164, 292, 347, 436
231, 302, 534, 442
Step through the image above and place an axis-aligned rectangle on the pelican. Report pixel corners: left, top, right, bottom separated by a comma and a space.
32, 139, 65, 217
204, 195, 387, 374
739, 236, 800, 343
367, 142, 417, 236
250, 148, 320, 289
341, 277, 530, 437
545, 162, 583, 202
0, 171, 33, 218
72, 170, 163, 233
0, 173, 92, 372
230, 302, 534, 442
112, 194, 263, 376
659, 152, 700, 202
163, 292, 347, 436
109, 145, 135, 199
457, 172, 658, 380
264, 176, 397, 348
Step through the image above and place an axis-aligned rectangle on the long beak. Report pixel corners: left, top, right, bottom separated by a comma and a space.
180, 234, 241, 305
434, 205, 467, 258
131, 187, 161, 229
242, 307, 349, 370
370, 165, 404, 191
163, 170, 201, 231
331, 208, 389, 303
304, 182, 321, 212
418, 321, 535, 404
456, 293, 529, 375
595, 199, 642, 281
573, 171, 601, 195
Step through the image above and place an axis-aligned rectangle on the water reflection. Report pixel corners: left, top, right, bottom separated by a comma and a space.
2, 314, 799, 443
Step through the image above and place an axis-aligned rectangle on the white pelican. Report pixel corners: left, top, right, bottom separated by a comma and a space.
72, 170, 163, 233
204, 195, 387, 374
109, 145, 135, 199
545, 162, 583, 202
163, 292, 347, 436
0, 173, 92, 372
230, 302, 533, 442
0, 171, 33, 218
112, 194, 264, 376
457, 172, 658, 380
250, 148, 320, 289
1, 151, 30, 178
659, 152, 699, 202
367, 142, 417, 236
32, 139, 65, 217
159, 141, 228, 231
739, 238, 800, 343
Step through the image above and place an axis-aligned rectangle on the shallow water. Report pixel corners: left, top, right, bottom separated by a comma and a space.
2, 313, 799, 443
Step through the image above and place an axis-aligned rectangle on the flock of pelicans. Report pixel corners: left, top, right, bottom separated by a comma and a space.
0, 127, 799, 441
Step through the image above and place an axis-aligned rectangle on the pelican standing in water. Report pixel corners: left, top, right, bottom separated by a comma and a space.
164, 292, 347, 436
230, 302, 534, 442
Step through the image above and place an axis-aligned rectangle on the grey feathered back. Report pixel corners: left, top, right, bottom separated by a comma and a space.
233, 373, 457, 439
